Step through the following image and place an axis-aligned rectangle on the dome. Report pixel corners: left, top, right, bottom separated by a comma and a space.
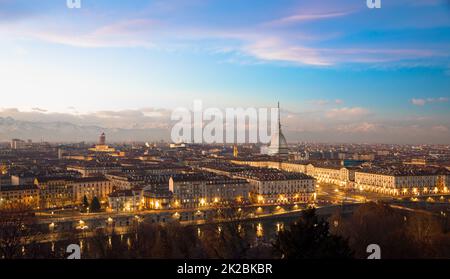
268, 129, 288, 156
265, 102, 289, 158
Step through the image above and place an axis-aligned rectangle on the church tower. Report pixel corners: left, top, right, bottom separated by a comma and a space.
99, 132, 106, 145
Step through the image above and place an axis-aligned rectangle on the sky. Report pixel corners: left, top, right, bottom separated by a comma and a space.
0, 0, 449, 144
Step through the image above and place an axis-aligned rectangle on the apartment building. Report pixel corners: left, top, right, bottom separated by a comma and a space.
354, 167, 450, 195
169, 173, 250, 208
233, 168, 316, 204
70, 177, 113, 204
0, 184, 40, 208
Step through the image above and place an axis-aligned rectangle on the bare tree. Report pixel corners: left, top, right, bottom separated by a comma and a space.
0, 203, 39, 259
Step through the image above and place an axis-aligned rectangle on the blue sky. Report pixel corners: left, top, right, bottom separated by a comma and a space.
0, 0, 449, 143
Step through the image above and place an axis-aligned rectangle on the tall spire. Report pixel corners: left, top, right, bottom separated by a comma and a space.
278, 101, 281, 131
267, 101, 289, 158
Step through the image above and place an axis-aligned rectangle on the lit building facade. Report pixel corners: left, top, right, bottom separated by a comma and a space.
88, 132, 116, 153
108, 189, 142, 212
143, 190, 173, 210
0, 184, 40, 208
233, 169, 316, 204
70, 177, 113, 204
34, 177, 74, 209
354, 170, 450, 195
306, 165, 355, 187
169, 174, 250, 208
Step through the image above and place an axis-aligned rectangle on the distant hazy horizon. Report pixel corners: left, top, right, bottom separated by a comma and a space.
1, 110, 449, 145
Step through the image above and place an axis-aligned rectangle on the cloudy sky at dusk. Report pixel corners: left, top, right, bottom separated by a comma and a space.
0, 0, 449, 143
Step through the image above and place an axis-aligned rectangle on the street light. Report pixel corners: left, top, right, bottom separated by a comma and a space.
257, 195, 264, 204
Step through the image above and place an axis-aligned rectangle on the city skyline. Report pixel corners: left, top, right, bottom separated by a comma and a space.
0, 0, 449, 143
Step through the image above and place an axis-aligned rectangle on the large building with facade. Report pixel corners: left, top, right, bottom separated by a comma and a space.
70, 177, 113, 204
108, 189, 143, 212
34, 176, 74, 209
232, 168, 316, 204
0, 184, 40, 208
354, 167, 450, 195
169, 173, 250, 208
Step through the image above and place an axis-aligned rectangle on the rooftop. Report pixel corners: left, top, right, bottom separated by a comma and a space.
170, 173, 248, 184
0, 184, 39, 192
70, 176, 109, 183
235, 168, 314, 181
357, 166, 450, 176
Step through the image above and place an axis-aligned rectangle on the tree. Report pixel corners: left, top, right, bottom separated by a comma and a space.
328, 202, 450, 259
338, 202, 411, 258
80, 195, 89, 213
0, 203, 38, 259
86, 222, 204, 259
274, 208, 353, 259
90, 197, 101, 213
201, 221, 251, 259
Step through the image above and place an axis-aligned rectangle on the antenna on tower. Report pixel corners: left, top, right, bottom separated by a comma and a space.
278, 101, 281, 130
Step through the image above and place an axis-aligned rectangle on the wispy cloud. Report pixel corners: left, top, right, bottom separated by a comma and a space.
310, 99, 344, 106
0, 0, 448, 68
30, 21, 159, 49
411, 97, 449, 106
325, 107, 371, 119
266, 10, 352, 26
242, 37, 331, 66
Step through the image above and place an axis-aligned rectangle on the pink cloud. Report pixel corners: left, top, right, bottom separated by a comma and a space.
267, 11, 352, 26
326, 107, 370, 119
432, 125, 449, 132
411, 98, 427, 106
243, 37, 331, 66
93, 19, 160, 36
411, 97, 449, 106
336, 122, 378, 133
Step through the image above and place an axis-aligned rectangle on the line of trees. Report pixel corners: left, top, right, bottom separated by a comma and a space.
80, 196, 101, 213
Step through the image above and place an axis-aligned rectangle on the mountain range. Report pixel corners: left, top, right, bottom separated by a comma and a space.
0, 117, 169, 142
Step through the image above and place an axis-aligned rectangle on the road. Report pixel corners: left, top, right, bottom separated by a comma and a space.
316, 183, 395, 205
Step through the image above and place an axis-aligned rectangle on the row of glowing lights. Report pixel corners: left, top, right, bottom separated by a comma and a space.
358, 186, 449, 194
51, 205, 299, 230
50, 215, 144, 230
157, 194, 308, 207
149, 197, 241, 208
1, 193, 309, 206
48, 204, 315, 233
196, 222, 284, 238
199, 197, 221, 206
257, 193, 316, 203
